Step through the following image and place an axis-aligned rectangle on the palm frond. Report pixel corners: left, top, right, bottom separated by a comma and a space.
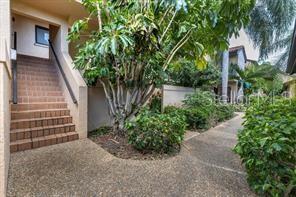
246, 0, 296, 59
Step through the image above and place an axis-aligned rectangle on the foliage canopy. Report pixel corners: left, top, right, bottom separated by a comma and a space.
69, 0, 255, 132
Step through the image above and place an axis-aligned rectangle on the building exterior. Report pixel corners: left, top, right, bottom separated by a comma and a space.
216, 46, 249, 103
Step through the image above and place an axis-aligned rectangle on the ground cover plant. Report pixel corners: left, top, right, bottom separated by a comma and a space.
234, 98, 296, 196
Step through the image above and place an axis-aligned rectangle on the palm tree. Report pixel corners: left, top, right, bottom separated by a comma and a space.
246, 0, 296, 63
266, 28, 294, 70
229, 63, 279, 95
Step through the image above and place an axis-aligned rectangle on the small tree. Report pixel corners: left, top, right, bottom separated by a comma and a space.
229, 62, 281, 95
68, 0, 255, 133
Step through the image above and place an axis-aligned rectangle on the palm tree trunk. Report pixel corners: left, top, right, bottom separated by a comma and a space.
221, 50, 229, 103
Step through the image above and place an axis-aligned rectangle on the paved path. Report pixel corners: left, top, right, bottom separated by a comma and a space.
7, 113, 255, 197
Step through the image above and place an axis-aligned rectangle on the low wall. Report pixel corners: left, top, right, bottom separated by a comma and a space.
88, 86, 111, 131
162, 85, 195, 110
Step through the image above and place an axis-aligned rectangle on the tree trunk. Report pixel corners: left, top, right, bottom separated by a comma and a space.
221, 50, 229, 103
112, 116, 126, 136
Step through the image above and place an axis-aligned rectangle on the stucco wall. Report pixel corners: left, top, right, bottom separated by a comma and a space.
287, 81, 296, 98
0, 64, 10, 197
0, 0, 11, 196
162, 85, 195, 110
12, 13, 49, 59
88, 87, 111, 131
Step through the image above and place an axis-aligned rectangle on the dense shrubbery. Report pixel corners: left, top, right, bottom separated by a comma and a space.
167, 59, 220, 89
165, 91, 235, 130
215, 104, 235, 122
126, 109, 187, 153
126, 90, 235, 153
234, 99, 296, 196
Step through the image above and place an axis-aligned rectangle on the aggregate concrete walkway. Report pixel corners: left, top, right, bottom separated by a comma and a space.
7, 113, 255, 197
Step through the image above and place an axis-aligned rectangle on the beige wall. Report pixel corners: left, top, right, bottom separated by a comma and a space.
88, 87, 111, 131
0, 0, 11, 196
12, 13, 49, 59
162, 85, 195, 110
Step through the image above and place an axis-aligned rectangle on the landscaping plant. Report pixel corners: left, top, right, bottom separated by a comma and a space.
167, 59, 220, 89
126, 109, 186, 153
68, 0, 255, 133
234, 98, 296, 196
165, 90, 235, 130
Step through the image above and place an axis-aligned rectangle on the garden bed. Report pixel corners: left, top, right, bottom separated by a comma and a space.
89, 127, 179, 160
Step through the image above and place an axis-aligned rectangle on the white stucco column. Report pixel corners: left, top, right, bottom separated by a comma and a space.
237, 49, 246, 102
0, 0, 11, 196
221, 50, 229, 102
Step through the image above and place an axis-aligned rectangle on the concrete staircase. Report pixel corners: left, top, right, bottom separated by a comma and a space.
10, 55, 78, 152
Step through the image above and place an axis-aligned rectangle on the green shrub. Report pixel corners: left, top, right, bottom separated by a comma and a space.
164, 91, 235, 130
148, 94, 162, 113
126, 109, 187, 153
183, 90, 215, 108
234, 99, 296, 196
215, 104, 235, 122
164, 105, 213, 130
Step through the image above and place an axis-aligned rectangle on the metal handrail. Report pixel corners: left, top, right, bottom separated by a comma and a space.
12, 32, 17, 104
12, 60, 17, 104
48, 40, 77, 104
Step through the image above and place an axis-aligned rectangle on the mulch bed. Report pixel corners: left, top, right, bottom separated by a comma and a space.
89, 128, 179, 160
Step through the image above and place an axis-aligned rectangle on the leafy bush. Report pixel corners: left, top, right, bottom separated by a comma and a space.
164, 91, 235, 130
215, 104, 235, 122
148, 94, 162, 113
164, 106, 213, 130
167, 59, 220, 89
234, 99, 296, 196
183, 90, 216, 108
231, 104, 246, 112
126, 109, 186, 153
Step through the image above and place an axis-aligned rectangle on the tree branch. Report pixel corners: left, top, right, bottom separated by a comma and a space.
160, 10, 177, 43
163, 29, 192, 70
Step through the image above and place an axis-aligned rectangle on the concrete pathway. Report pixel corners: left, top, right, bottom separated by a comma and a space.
7, 113, 255, 197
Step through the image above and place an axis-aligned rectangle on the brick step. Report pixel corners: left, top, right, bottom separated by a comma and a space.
10, 123, 75, 142
11, 108, 70, 120
11, 115, 73, 130
17, 74, 58, 82
17, 63, 55, 68
17, 56, 51, 64
18, 90, 63, 96
18, 86, 61, 92
10, 132, 79, 152
17, 90, 63, 97
17, 96, 65, 103
17, 67, 57, 74
18, 81, 60, 87
11, 102, 68, 112
17, 71, 58, 77
18, 64, 56, 70
17, 71, 57, 77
